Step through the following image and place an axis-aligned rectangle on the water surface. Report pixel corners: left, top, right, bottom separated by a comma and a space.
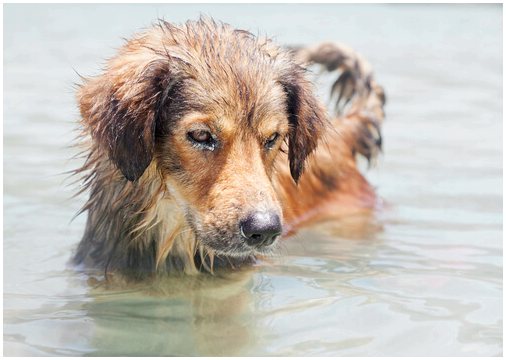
4, 4, 502, 356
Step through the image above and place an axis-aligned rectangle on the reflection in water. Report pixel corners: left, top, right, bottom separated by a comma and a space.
3, 4, 502, 356
82, 269, 257, 356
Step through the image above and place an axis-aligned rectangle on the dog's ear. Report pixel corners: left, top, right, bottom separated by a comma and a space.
78, 50, 171, 182
280, 68, 327, 183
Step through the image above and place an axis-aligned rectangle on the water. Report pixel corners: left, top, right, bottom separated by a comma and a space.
3, 4, 502, 356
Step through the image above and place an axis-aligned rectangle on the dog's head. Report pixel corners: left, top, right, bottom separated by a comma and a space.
78, 19, 326, 258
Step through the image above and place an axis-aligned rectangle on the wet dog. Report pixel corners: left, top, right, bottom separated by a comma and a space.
73, 18, 385, 278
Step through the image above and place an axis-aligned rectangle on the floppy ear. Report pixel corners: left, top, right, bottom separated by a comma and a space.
78, 49, 171, 182
280, 68, 327, 183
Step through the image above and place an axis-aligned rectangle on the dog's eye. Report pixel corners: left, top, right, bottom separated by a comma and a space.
187, 130, 216, 150
189, 130, 211, 143
265, 132, 280, 150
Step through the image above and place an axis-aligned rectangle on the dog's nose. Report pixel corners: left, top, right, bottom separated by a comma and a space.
240, 211, 282, 248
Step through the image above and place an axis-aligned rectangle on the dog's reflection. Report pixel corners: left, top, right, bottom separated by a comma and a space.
82, 267, 257, 356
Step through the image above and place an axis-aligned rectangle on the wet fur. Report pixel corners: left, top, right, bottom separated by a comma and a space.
73, 19, 385, 278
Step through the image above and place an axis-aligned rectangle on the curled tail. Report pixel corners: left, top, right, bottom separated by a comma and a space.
288, 42, 386, 164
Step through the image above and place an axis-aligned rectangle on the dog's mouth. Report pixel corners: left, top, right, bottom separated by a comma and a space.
196, 232, 280, 259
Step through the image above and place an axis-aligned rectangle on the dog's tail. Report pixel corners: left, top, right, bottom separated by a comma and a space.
289, 42, 386, 118
288, 42, 386, 163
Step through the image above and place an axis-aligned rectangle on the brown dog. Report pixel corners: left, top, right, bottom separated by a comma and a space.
73, 18, 385, 278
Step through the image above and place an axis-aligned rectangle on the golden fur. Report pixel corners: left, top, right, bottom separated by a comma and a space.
73, 19, 385, 278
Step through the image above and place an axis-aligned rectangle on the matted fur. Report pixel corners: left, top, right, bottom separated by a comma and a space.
73, 18, 385, 278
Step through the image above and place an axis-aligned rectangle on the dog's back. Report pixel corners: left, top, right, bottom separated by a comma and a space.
275, 42, 386, 231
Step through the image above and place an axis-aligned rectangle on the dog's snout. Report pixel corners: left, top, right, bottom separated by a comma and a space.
240, 211, 282, 248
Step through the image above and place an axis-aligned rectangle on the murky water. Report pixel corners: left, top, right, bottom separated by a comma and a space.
4, 4, 502, 356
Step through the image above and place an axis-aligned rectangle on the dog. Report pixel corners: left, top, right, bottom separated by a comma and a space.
72, 18, 385, 278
